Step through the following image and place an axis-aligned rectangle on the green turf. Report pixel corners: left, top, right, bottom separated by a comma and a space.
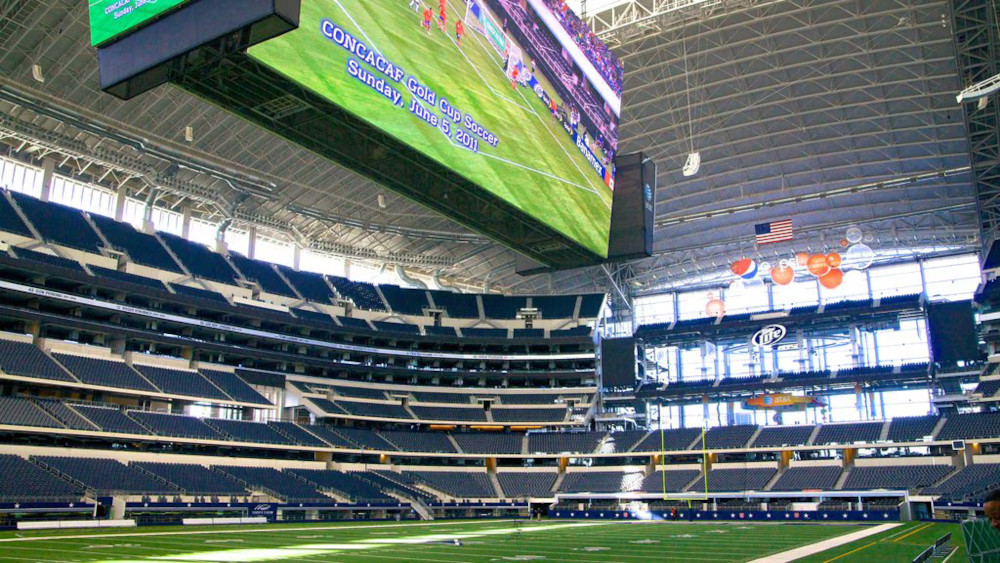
0, 519, 909, 562
794, 521, 967, 563
247, 0, 614, 257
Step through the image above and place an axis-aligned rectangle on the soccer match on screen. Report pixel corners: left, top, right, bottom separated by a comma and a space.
247, 0, 620, 257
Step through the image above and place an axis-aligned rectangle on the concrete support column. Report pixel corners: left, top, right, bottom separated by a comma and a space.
39, 158, 55, 202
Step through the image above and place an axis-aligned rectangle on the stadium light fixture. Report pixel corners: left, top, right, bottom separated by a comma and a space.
957, 73, 1000, 104
184, 126, 194, 143
31, 64, 44, 83
682, 151, 700, 177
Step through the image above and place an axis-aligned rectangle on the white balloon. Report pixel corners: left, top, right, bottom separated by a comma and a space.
845, 226, 863, 244
844, 243, 874, 270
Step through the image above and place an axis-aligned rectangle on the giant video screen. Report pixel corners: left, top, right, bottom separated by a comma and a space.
90, 0, 192, 46
247, 0, 621, 257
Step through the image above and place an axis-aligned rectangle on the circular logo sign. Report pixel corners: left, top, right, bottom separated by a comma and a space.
751, 324, 787, 347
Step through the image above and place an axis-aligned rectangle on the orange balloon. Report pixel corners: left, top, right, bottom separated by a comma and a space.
819, 268, 844, 289
826, 253, 842, 268
807, 254, 831, 277
796, 252, 810, 267
771, 264, 795, 286
706, 298, 725, 318
840, 239, 849, 248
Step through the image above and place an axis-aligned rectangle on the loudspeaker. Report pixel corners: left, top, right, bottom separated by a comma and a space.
607, 152, 655, 261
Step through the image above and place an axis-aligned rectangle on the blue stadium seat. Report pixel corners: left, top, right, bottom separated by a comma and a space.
379, 285, 428, 316
9, 192, 102, 252
278, 266, 335, 302
229, 253, 296, 296
158, 232, 238, 284
90, 215, 183, 272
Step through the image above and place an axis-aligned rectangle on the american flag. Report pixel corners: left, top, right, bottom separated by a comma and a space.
755, 220, 793, 245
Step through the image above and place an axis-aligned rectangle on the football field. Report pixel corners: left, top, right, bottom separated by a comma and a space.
247, 0, 614, 257
0, 519, 967, 562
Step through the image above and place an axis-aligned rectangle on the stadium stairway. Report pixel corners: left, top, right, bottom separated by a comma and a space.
835, 466, 852, 489
272, 267, 305, 301
488, 471, 504, 499
878, 421, 891, 442
447, 434, 463, 454
153, 232, 194, 278
806, 425, 822, 445
747, 427, 764, 448
550, 472, 566, 494
3, 190, 44, 241
931, 417, 948, 440
763, 467, 785, 491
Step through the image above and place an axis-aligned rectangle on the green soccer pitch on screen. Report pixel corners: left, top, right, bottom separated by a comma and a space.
247, 0, 621, 257
90, 0, 192, 46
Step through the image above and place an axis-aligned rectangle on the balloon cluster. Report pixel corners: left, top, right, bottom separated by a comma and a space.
726, 226, 876, 291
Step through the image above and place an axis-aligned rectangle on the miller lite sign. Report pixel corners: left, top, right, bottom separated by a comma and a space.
751, 324, 787, 347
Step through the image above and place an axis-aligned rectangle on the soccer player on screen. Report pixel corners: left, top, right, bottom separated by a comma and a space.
423, 7, 433, 33
510, 65, 519, 89
455, 19, 464, 46
439, 5, 447, 31
409, 0, 420, 12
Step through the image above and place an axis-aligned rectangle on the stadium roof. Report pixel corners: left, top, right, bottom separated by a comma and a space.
0, 0, 982, 297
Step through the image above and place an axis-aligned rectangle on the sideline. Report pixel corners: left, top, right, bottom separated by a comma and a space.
745, 523, 901, 562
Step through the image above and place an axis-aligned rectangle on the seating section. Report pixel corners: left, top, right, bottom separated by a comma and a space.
462, 327, 508, 339
0, 339, 76, 382
975, 379, 1000, 397
699, 467, 777, 492
205, 418, 295, 445
379, 430, 457, 453
53, 354, 158, 392
331, 386, 387, 400
12, 248, 81, 270
302, 425, 359, 449
410, 405, 486, 422
133, 365, 230, 401
498, 472, 557, 498
532, 295, 577, 319
480, 295, 524, 319
605, 430, 650, 453
428, 290, 479, 318
407, 471, 495, 498
411, 391, 471, 404
289, 470, 394, 503
170, 283, 228, 302
10, 192, 103, 251
335, 400, 412, 420
278, 266, 335, 302
561, 471, 644, 493
843, 465, 954, 491
936, 412, 1000, 440
267, 422, 329, 448
813, 422, 883, 445
886, 415, 940, 442
491, 407, 566, 423
34, 399, 98, 430
158, 233, 237, 284
701, 425, 758, 449
199, 370, 272, 405
136, 462, 248, 496
128, 411, 224, 440
365, 471, 438, 503
92, 266, 168, 289
379, 285, 427, 316
34, 456, 176, 495
72, 405, 151, 434
578, 294, 605, 318
0, 193, 33, 237
551, 327, 592, 338
922, 463, 1000, 501
90, 215, 182, 272
633, 427, 702, 452
751, 425, 814, 448
327, 276, 385, 312
329, 426, 398, 450
373, 321, 421, 335
0, 454, 81, 501
214, 466, 327, 502
527, 432, 605, 454
453, 432, 523, 454
770, 466, 842, 491
229, 253, 295, 296
641, 469, 701, 493
0, 396, 63, 428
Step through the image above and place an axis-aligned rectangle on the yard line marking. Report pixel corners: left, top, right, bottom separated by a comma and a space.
891, 522, 934, 543
0, 519, 527, 544
744, 523, 901, 563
